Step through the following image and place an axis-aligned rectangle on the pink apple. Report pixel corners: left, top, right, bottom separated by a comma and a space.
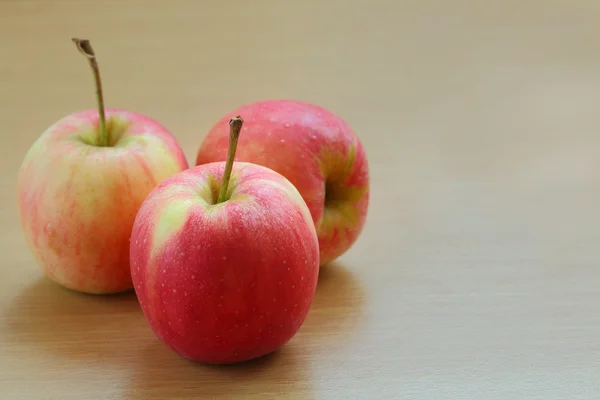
16, 39, 188, 294
195, 100, 369, 265
130, 117, 320, 364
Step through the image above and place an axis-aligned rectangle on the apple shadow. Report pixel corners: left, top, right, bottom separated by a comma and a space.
120, 265, 367, 399
123, 339, 313, 399
4, 276, 148, 365
300, 261, 367, 346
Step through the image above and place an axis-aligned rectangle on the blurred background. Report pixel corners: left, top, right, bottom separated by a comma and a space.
2, 1, 600, 399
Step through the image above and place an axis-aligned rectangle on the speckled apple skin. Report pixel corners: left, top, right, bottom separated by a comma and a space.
195, 100, 369, 265
17, 109, 188, 294
130, 162, 320, 364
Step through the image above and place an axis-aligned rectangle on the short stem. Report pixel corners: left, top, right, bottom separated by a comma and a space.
72, 38, 108, 147
217, 116, 244, 203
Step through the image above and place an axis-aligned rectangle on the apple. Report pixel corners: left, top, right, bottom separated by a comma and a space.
16, 38, 188, 294
195, 100, 369, 265
130, 116, 320, 364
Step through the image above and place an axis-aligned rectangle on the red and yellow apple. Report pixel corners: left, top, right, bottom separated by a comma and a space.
195, 100, 369, 265
16, 39, 188, 294
130, 117, 319, 364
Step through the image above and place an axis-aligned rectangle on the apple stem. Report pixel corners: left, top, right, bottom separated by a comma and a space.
72, 38, 108, 147
217, 116, 244, 203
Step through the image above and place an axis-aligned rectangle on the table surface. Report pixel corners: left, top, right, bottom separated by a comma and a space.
2, 1, 600, 399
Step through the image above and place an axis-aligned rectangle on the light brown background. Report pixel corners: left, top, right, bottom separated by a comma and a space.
2, 1, 600, 399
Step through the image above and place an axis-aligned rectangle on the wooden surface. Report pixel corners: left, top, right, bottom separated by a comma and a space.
2, 1, 600, 399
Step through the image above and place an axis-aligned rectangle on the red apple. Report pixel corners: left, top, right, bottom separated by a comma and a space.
16, 39, 188, 294
195, 100, 369, 265
130, 117, 319, 364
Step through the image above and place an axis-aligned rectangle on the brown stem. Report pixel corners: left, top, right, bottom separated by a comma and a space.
217, 116, 244, 203
72, 38, 108, 147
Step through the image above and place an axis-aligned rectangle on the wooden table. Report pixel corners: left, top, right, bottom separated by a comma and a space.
2, 1, 599, 398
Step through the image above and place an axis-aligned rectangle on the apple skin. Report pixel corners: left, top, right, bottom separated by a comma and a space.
129, 161, 320, 364
17, 108, 189, 294
195, 100, 369, 265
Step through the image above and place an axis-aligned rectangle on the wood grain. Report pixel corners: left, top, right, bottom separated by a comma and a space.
1, 1, 600, 398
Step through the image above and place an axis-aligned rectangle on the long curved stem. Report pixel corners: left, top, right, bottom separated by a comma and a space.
72, 38, 108, 147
